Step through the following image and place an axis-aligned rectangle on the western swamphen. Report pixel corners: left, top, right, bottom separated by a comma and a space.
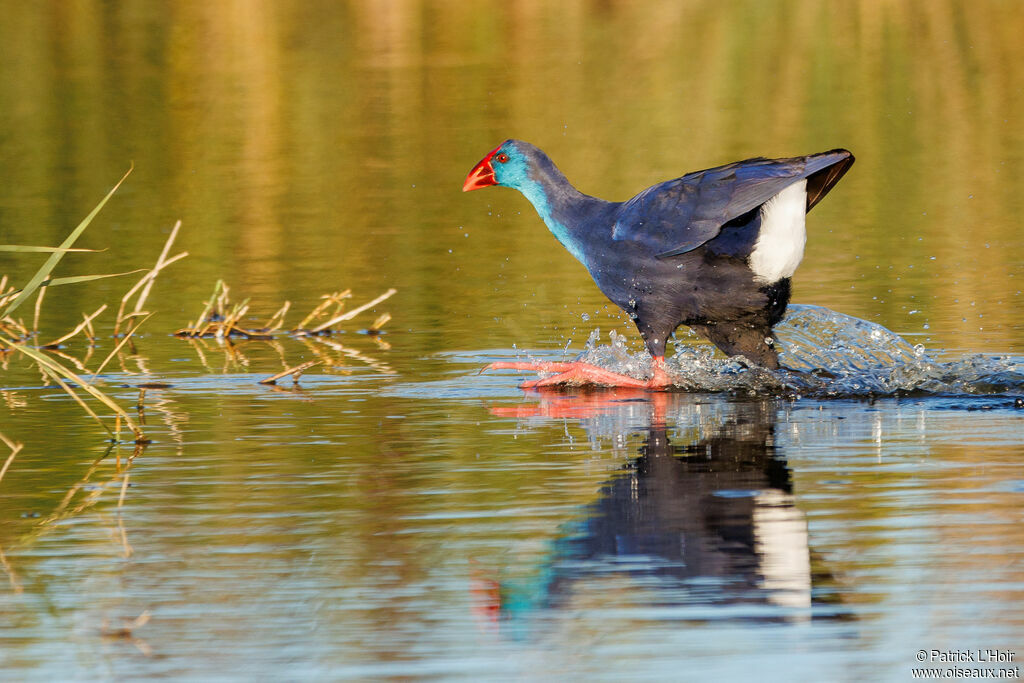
463, 140, 854, 388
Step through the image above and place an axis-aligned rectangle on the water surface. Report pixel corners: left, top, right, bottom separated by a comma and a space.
1, 2, 1023, 680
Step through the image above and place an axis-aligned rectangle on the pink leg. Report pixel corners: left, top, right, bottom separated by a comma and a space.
485, 356, 673, 390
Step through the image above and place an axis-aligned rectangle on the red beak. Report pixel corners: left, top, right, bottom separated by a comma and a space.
462, 145, 501, 192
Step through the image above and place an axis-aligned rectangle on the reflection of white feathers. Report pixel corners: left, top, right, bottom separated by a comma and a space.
754, 489, 812, 610
750, 180, 808, 284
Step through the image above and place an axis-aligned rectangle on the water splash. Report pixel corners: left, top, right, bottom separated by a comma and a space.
569, 305, 1024, 398
776, 305, 1023, 397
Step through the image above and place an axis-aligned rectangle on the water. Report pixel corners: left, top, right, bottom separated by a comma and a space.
2, 2, 1024, 680
540, 305, 1024, 397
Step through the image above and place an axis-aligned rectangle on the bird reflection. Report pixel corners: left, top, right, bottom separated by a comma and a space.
477, 391, 841, 634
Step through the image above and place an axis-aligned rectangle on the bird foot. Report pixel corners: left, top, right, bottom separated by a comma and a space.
484, 358, 672, 390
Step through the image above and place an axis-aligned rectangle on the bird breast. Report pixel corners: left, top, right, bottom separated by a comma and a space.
748, 179, 807, 284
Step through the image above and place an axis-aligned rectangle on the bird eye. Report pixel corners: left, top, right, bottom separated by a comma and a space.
495, 153, 509, 163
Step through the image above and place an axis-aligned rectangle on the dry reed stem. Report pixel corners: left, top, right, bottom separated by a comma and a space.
83, 312, 97, 344
44, 304, 108, 347
297, 290, 351, 329
308, 288, 396, 333
118, 470, 130, 508
0, 432, 23, 486
258, 359, 321, 385
177, 284, 393, 342
173, 283, 396, 383
90, 312, 154, 382
218, 301, 251, 338
368, 312, 391, 333
263, 301, 291, 332
0, 315, 29, 340
114, 221, 187, 337
190, 283, 218, 332
0, 545, 22, 594
32, 286, 45, 333
133, 221, 182, 310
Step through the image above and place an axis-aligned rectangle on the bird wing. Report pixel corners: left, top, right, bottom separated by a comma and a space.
612, 150, 854, 258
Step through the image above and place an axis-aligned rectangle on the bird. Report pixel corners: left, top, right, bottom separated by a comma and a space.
463, 140, 854, 389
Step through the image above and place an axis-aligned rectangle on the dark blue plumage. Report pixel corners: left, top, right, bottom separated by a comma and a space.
464, 140, 854, 386
614, 152, 854, 258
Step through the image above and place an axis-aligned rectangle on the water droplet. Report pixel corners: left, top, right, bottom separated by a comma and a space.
628, 298, 637, 308
581, 313, 590, 321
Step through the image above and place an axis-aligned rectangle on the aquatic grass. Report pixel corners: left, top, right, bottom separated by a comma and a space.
172, 282, 398, 381
176, 282, 396, 339
0, 165, 132, 318
0, 167, 169, 443
175, 280, 259, 339
3, 170, 397, 447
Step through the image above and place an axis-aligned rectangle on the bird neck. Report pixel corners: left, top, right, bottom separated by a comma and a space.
516, 163, 608, 265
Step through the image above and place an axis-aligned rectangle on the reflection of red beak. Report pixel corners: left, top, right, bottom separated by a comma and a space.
462, 145, 502, 191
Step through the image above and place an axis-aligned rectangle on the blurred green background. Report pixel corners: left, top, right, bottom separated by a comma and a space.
1, 0, 1021, 356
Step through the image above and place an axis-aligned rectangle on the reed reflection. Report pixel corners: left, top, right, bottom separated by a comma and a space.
479, 391, 843, 634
